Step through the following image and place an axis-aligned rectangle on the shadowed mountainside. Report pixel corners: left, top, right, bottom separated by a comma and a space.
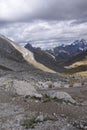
0, 35, 55, 73
25, 43, 65, 72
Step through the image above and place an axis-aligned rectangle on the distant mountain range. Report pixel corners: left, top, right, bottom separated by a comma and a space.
46, 39, 87, 62
25, 39, 87, 63
25, 39, 87, 75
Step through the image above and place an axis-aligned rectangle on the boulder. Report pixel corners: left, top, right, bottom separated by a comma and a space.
32, 93, 43, 99
64, 84, 69, 88
38, 81, 53, 89
12, 80, 42, 97
46, 91, 76, 104
73, 83, 82, 88
35, 114, 44, 122
53, 82, 61, 88
43, 81, 53, 89
0, 78, 42, 97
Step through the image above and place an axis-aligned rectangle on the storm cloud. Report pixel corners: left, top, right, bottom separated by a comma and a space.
0, 0, 87, 49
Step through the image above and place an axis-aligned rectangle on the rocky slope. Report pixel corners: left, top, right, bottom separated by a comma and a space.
0, 35, 55, 73
25, 43, 65, 72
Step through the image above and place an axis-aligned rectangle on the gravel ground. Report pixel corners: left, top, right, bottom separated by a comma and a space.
0, 71, 87, 130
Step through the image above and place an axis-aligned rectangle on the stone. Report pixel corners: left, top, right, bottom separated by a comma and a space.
46, 91, 76, 104
32, 93, 43, 99
64, 84, 69, 88
53, 82, 61, 88
73, 83, 81, 88
35, 115, 44, 122
38, 81, 53, 89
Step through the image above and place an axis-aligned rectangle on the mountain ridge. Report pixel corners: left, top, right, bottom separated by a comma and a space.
25, 43, 65, 72
0, 35, 55, 73
46, 39, 87, 62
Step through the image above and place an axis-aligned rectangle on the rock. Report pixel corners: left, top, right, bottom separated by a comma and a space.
38, 81, 69, 89
38, 81, 53, 89
37, 81, 44, 89
0, 77, 42, 98
37, 81, 64, 89
73, 83, 82, 88
32, 93, 43, 99
44, 81, 53, 89
12, 80, 37, 96
53, 82, 61, 88
0, 77, 16, 94
64, 84, 69, 88
46, 91, 76, 104
35, 115, 44, 122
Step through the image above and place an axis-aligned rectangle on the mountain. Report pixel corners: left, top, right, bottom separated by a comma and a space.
25, 41, 87, 75
47, 39, 87, 63
46, 39, 87, 75
25, 43, 65, 72
0, 35, 28, 71
0, 35, 55, 73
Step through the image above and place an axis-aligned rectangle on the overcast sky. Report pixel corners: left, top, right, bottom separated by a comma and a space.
0, 0, 87, 49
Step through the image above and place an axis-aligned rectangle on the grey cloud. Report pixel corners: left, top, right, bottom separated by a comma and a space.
36, 0, 87, 22
1, 20, 86, 49
0, 0, 87, 23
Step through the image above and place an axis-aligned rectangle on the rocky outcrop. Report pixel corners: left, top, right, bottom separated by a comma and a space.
0, 78, 42, 98
46, 91, 76, 104
37, 81, 62, 89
